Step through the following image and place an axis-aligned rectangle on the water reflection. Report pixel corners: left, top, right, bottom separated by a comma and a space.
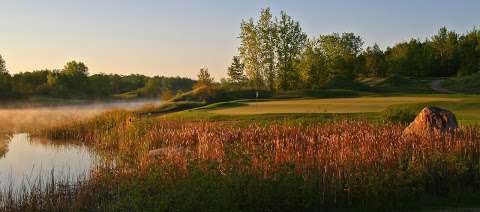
0, 134, 11, 158
0, 134, 98, 191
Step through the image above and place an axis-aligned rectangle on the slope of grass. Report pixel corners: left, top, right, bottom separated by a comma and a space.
136, 101, 206, 116
442, 72, 480, 94
171, 86, 274, 103
361, 75, 434, 93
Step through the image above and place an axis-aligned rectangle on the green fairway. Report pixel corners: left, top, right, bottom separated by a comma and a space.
209, 96, 461, 115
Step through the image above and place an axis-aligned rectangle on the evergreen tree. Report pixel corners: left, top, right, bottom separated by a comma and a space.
195, 67, 214, 88
0, 54, 12, 98
362, 44, 387, 77
227, 56, 247, 84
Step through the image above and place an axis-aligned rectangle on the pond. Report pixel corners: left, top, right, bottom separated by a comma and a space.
0, 99, 160, 192
0, 133, 99, 191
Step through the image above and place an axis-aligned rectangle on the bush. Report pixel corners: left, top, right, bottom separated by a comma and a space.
362, 74, 430, 93
381, 103, 427, 123
323, 75, 372, 91
442, 72, 480, 93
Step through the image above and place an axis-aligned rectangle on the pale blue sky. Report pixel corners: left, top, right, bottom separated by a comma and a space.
1, 0, 479, 79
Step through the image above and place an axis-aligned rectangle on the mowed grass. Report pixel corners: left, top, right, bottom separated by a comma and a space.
209, 96, 462, 115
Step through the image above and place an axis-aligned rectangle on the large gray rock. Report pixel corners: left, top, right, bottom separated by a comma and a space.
404, 106, 458, 136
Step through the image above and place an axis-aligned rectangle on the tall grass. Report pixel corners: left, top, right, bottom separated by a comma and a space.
10, 111, 480, 210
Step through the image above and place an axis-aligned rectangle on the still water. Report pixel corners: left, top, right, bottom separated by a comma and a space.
0, 133, 98, 191
0, 99, 159, 191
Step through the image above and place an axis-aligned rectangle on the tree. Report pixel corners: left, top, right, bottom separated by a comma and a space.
0, 54, 12, 98
385, 39, 436, 77
239, 18, 264, 89
362, 44, 387, 77
274, 11, 307, 90
227, 56, 247, 84
319, 32, 364, 79
89, 73, 114, 97
457, 28, 480, 76
0, 54, 7, 74
194, 67, 214, 88
257, 8, 277, 90
297, 38, 327, 88
11, 70, 51, 97
59, 61, 90, 97
430, 27, 460, 77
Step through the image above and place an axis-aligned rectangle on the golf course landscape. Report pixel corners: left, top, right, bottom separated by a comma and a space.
1, 2, 480, 211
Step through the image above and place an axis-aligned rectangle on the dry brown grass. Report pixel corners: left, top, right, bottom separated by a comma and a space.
7, 113, 480, 210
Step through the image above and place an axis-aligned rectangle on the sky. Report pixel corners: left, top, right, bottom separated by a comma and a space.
1, 0, 479, 79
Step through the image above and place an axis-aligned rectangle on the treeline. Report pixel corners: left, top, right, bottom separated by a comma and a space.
0, 58, 194, 99
226, 8, 480, 91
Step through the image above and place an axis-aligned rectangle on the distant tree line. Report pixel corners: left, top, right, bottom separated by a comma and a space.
0, 58, 194, 99
227, 8, 480, 91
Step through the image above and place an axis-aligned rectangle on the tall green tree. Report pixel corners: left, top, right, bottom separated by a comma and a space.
430, 27, 460, 77
257, 8, 277, 90
457, 28, 480, 76
296, 38, 327, 88
319, 33, 363, 79
195, 67, 214, 88
385, 39, 436, 77
361, 44, 387, 77
274, 11, 307, 90
0, 54, 7, 74
0, 54, 12, 98
227, 56, 247, 84
239, 19, 264, 89
53, 61, 90, 97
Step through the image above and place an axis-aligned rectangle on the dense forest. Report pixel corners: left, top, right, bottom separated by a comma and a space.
226, 8, 480, 91
0, 58, 195, 100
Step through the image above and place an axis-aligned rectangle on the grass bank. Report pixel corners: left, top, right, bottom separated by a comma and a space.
442, 73, 480, 94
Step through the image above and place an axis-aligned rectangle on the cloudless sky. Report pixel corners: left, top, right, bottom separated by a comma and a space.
1, 0, 479, 79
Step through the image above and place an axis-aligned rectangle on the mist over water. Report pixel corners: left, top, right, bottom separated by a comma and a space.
0, 99, 161, 192
0, 99, 161, 133
0, 133, 99, 191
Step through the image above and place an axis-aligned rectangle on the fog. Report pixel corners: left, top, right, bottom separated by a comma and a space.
0, 99, 161, 133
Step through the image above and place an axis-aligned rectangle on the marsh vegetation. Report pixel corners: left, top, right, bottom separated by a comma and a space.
1, 111, 480, 211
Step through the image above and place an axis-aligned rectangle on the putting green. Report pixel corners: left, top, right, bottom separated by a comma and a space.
209, 96, 461, 115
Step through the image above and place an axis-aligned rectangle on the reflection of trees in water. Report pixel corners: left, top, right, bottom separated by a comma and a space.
28, 136, 86, 149
0, 133, 12, 158
28, 136, 111, 163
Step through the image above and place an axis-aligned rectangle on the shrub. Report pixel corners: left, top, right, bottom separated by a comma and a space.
381, 103, 427, 123
442, 72, 480, 93
323, 75, 372, 91
160, 89, 173, 101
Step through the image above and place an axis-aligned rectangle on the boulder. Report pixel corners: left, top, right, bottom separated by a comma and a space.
403, 106, 458, 136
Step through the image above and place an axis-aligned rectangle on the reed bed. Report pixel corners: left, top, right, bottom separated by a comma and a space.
8, 111, 480, 210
